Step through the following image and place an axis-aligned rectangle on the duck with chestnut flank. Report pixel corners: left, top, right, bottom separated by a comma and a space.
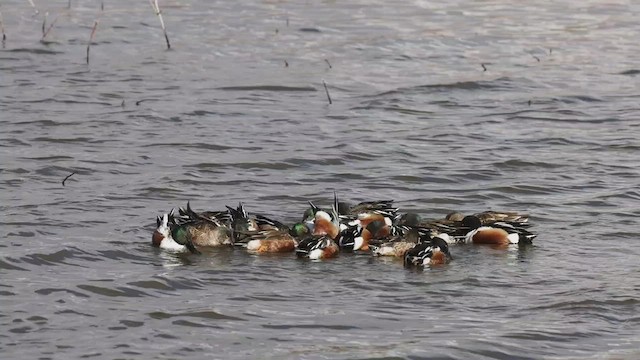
295, 235, 339, 260
462, 215, 536, 246
403, 235, 453, 268
338, 219, 397, 251
399, 210, 531, 242
236, 216, 310, 254
295, 192, 342, 259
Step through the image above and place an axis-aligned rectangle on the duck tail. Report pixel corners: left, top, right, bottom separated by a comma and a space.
331, 191, 340, 228
517, 232, 537, 245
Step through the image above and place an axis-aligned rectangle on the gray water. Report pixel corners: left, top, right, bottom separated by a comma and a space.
1, 0, 639, 359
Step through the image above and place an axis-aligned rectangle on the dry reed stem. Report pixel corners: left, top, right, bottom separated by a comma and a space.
41, 12, 61, 41
86, 3, 104, 65
86, 21, 99, 64
27, 0, 39, 15
322, 80, 332, 104
0, 10, 6, 44
149, 0, 171, 49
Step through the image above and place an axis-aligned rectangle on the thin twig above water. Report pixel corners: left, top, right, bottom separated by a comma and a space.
0, 10, 6, 45
86, 3, 104, 65
27, 0, 39, 15
322, 80, 332, 105
62, 172, 76, 186
149, 0, 171, 49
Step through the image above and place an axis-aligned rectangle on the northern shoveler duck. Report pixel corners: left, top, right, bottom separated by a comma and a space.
398, 211, 461, 226
225, 202, 310, 253
398, 210, 531, 242
168, 204, 233, 248
462, 215, 536, 246
370, 226, 434, 257
295, 235, 339, 260
400, 210, 529, 227
226, 202, 260, 243
300, 199, 339, 234
243, 228, 299, 253
338, 199, 397, 217
152, 210, 206, 253
403, 235, 452, 268
302, 199, 395, 222
339, 219, 396, 251
179, 202, 232, 226
302, 195, 399, 235
152, 212, 195, 253
474, 211, 529, 225
397, 212, 465, 238
338, 199, 399, 233
226, 202, 295, 243
310, 192, 342, 239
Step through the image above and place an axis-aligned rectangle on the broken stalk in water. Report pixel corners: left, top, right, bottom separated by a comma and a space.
149, 0, 171, 49
322, 80, 332, 105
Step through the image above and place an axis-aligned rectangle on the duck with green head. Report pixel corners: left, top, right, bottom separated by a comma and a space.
153, 204, 233, 252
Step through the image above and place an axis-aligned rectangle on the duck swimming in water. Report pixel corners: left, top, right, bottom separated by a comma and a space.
152, 203, 233, 253
403, 235, 453, 268
152, 212, 194, 253
461, 215, 536, 246
295, 235, 339, 260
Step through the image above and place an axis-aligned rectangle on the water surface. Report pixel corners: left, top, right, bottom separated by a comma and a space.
1, 0, 639, 359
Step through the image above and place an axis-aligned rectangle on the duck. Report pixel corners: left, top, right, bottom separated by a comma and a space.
302, 195, 399, 234
222, 201, 312, 254
403, 235, 453, 268
475, 211, 529, 225
178, 202, 232, 226
461, 215, 536, 246
398, 210, 531, 242
309, 192, 342, 239
400, 210, 529, 227
295, 235, 339, 260
169, 204, 233, 247
338, 199, 399, 235
242, 228, 300, 253
226, 202, 260, 243
397, 211, 465, 238
226, 202, 297, 244
300, 199, 340, 233
370, 226, 433, 257
339, 199, 397, 218
300, 201, 321, 232
235, 217, 310, 254
338, 219, 395, 251
151, 211, 199, 254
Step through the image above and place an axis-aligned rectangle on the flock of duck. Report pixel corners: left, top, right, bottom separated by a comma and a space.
151, 193, 537, 268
